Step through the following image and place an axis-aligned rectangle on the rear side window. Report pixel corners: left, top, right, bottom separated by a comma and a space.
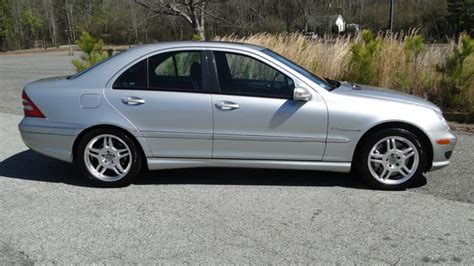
112, 50, 204, 92
112, 59, 147, 89
149, 51, 202, 91
213, 51, 294, 99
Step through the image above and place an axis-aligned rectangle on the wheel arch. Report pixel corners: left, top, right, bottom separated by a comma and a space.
352, 121, 433, 172
72, 124, 148, 169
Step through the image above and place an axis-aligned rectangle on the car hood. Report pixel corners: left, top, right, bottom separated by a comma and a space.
332, 82, 440, 111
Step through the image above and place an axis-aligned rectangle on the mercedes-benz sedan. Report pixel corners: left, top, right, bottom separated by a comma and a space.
19, 41, 457, 189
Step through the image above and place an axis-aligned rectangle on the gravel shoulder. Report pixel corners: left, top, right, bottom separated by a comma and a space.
449, 122, 474, 133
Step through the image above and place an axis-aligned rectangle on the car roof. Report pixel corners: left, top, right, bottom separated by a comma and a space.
126, 41, 266, 53
69, 41, 267, 85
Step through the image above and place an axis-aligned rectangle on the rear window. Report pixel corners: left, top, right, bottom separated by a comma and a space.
68, 51, 123, 80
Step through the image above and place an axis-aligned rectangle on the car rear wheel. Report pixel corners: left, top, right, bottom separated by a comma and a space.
357, 128, 427, 190
75, 129, 142, 187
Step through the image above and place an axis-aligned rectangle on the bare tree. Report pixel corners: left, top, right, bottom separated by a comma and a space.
0, 0, 459, 50
42, 0, 58, 47
64, 0, 75, 43
134, 0, 230, 40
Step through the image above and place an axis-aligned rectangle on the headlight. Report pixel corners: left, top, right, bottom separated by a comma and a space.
433, 109, 449, 129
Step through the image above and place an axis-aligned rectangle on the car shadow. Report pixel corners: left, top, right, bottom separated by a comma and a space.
0, 150, 426, 189
0, 150, 91, 187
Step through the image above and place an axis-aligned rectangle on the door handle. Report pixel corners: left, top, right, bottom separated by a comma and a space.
121, 96, 145, 105
215, 101, 239, 110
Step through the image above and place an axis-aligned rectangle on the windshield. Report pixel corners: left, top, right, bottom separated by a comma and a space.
262, 49, 333, 91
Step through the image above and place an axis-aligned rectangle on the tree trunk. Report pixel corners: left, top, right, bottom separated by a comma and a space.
195, 25, 205, 40
189, 2, 206, 40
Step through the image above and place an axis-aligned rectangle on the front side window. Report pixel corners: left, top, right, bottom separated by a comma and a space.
214, 51, 294, 99
149, 51, 202, 91
262, 49, 333, 91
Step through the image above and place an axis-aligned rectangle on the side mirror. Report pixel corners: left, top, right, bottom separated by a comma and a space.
293, 87, 312, 101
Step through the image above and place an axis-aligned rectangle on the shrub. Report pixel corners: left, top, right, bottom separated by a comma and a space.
192, 34, 203, 41
437, 34, 474, 112
346, 30, 382, 85
71, 31, 109, 72
390, 34, 426, 94
404, 34, 425, 63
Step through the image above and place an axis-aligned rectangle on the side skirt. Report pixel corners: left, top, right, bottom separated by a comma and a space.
147, 158, 351, 173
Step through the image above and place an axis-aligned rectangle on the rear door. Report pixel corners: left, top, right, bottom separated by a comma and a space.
105, 49, 213, 158
209, 50, 328, 160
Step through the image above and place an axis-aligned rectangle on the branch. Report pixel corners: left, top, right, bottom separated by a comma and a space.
134, 0, 180, 17
194, 4, 233, 25
167, 2, 193, 25
246, 4, 265, 21
134, 0, 234, 29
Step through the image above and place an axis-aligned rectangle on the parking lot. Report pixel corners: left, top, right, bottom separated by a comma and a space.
0, 51, 473, 264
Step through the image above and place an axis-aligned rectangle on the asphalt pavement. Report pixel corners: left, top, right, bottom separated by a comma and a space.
0, 51, 472, 264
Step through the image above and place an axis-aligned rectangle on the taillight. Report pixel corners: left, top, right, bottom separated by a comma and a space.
22, 90, 45, 118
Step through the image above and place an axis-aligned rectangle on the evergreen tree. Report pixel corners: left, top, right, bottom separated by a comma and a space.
0, 0, 14, 50
446, 0, 474, 36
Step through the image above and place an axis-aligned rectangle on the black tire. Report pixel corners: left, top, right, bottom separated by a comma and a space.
356, 128, 427, 190
75, 128, 142, 187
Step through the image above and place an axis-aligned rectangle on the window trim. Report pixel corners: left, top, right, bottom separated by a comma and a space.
172, 55, 178, 76
208, 50, 296, 100
111, 49, 210, 94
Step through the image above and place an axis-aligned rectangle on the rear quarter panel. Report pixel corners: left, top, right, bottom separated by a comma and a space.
22, 78, 153, 159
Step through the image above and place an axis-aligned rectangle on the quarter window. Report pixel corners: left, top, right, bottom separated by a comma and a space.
213, 51, 295, 99
112, 59, 147, 89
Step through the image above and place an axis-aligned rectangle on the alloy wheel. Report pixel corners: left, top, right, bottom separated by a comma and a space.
83, 134, 132, 182
367, 136, 419, 185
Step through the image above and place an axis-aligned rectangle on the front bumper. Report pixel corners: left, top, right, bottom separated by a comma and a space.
426, 129, 457, 171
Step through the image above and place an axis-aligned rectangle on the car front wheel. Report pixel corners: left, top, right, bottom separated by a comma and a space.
357, 128, 427, 190
75, 129, 142, 187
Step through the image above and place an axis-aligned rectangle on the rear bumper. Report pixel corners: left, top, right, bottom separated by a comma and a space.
18, 118, 81, 163
426, 129, 457, 172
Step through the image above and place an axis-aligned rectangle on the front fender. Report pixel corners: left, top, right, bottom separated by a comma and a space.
322, 93, 445, 162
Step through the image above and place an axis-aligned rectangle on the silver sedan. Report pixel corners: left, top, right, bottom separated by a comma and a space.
19, 42, 457, 189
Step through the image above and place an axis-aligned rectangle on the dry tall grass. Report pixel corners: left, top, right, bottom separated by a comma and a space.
215, 33, 352, 79
215, 32, 473, 112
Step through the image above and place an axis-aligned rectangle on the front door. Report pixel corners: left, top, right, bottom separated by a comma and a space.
105, 50, 213, 158
210, 50, 328, 160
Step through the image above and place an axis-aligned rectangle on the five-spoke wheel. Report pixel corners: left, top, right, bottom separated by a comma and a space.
84, 134, 132, 182
76, 129, 142, 187
357, 128, 426, 190
367, 136, 419, 185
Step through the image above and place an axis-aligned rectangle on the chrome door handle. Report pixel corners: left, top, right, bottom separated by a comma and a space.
121, 96, 145, 105
215, 101, 239, 110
